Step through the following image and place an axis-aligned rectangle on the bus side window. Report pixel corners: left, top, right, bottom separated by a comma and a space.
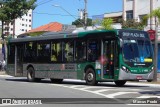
51, 42, 59, 62
87, 40, 99, 61
75, 40, 86, 61
37, 42, 50, 62
8, 44, 15, 64
64, 40, 74, 62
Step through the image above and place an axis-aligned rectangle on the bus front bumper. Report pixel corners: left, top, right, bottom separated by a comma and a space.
118, 69, 154, 80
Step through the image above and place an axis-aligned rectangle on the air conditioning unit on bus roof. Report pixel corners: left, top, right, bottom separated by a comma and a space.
72, 26, 97, 33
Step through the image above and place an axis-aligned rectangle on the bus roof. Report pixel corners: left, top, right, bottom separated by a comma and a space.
8, 29, 148, 43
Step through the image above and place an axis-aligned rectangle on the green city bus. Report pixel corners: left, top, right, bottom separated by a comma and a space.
6, 29, 154, 86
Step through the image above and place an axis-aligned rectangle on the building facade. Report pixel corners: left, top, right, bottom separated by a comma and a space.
3, 9, 32, 37
104, 0, 160, 30
123, 0, 160, 30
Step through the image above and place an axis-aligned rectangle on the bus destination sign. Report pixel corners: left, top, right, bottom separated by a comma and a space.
119, 30, 149, 39
122, 32, 145, 38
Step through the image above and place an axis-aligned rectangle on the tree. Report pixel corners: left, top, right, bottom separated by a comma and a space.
0, 0, 37, 37
0, 0, 36, 61
93, 18, 114, 30
101, 18, 113, 30
120, 19, 145, 30
72, 18, 92, 27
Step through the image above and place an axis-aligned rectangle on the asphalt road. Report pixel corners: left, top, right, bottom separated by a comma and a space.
0, 75, 160, 107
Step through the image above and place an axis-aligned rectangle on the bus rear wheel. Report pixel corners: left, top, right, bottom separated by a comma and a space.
50, 78, 63, 83
85, 68, 97, 85
27, 67, 41, 82
114, 80, 126, 87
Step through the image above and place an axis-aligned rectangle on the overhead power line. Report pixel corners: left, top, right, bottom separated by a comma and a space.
32, 11, 92, 18
36, 0, 55, 6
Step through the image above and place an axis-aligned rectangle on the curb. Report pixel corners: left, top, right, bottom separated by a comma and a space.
0, 71, 6, 75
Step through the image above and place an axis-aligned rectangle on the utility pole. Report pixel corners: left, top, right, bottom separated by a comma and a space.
154, 17, 158, 81
150, 0, 157, 81
84, 0, 87, 29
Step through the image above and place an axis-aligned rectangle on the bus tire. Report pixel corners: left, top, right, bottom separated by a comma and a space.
27, 67, 36, 82
85, 68, 97, 85
114, 80, 126, 87
147, 80, 152, 82
50, 78, 63, 83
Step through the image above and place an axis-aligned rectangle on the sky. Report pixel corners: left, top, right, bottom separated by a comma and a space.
33, 0, 122, 28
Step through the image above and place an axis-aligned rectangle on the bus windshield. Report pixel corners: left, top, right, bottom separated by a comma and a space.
122, 39, 153, 63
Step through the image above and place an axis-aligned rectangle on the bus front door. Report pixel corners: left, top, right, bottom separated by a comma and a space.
102, 40, 115, 79
15, 45, 23, 76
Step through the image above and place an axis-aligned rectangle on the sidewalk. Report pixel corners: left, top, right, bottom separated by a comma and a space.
0, 71, 6, 75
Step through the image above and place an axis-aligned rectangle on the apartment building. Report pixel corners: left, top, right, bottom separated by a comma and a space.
123, 0, 160, 30
103, 0, 160, 30
3, 9, 32, 37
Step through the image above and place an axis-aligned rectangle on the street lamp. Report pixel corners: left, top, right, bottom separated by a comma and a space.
53, 4, 85, 29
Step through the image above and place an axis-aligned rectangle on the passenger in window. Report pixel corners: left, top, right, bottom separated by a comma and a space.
67, 42, 73, 61
51, 49, 57, 61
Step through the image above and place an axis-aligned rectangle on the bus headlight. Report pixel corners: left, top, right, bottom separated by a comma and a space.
150, 67, 154, 72
121, 66, 130, 73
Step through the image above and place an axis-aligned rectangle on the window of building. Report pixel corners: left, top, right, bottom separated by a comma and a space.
26, 19, 28, 21
22, 18, 24, 21
139, 14, 147, 22
126, 10, 133, 20
22, 29, 24, 31
29, 25, 31, 27
29, 14, 32, 17
75, 40, 86, 61
22, 24, 24, 26
29, 20, 31, 22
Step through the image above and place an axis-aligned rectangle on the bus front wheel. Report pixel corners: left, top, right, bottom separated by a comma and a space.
27, 67, 41, 82
114, 80, 126, 87
85, 68, 97, 85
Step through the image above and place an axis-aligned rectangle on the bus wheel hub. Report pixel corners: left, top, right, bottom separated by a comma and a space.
87, 73, 93, 81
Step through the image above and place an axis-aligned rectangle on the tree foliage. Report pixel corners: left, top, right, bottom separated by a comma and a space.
120, 19, 145, 30
92, 18, 114, 30
101, 18, 113, 30
147, 7, 160, 23
72, 18, 92, 27
0, 0, 36, 22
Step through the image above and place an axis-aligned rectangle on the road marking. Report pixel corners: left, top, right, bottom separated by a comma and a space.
137, 95, 160, 98
93, 89, 110, 93
106, 92, 138, 98
79, 86, 114, 90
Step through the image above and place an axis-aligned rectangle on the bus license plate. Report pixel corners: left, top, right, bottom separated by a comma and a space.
136, 76, 142, 80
